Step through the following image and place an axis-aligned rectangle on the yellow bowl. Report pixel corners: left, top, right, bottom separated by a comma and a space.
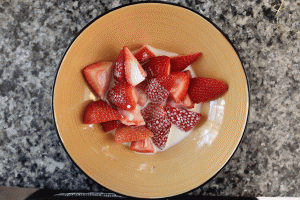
53, 2, 249, 198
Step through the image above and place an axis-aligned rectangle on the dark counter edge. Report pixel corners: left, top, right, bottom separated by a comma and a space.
51, 1, 251, 199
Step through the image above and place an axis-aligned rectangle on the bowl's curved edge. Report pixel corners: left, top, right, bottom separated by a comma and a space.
51, 1, 250, 199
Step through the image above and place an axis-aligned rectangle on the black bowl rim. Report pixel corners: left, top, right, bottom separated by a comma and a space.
52, 1, 250, 199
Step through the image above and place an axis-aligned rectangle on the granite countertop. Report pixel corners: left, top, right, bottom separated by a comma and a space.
0, 0, 299, 197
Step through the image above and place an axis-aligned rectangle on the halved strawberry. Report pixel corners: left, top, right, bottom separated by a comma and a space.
118, 109, 145, 126
165, 106, 201, 132
170, 72, 190, 103
146, 116, 171, 150
107, 82, 138, 110
83, 100, 121, 124
83, 62, 114, 99
115, 125, 154, 143
143, 56, 170, 78
170, 52, 202, 71
101, 120, 122, 132
141, 102, 166, 122
133, 45, 155, 64
188, 77, 228, 103
113, 48, 126, 82
130, 137, 155, 153
136, 87, 148, 107
124, 46, 147, 86
166, 93, 194, 109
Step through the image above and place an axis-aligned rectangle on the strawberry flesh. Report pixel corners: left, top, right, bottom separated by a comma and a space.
118, 109, 145, 126
115, 125, 154, 143
146, 116, 171, 150
135, 87, 148, 107
143, 56, 170, 78
107, 82, 138, 110
83, 100, 121, 124
141, 102, 166, 122
113, 48, 127, 82
166, 93, 194, 109
83, 62, 114, 99
165, 106, 201, 132
101, 120, 122, 132
170, 52, 202, 72
170, 71, 190, 103
124, 46, 147, 86
188, 77, 228, 103
133, 45, 155, 64
130, 137, 155, 153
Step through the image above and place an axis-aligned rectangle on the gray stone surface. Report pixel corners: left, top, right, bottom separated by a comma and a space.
0, 0, 299, 197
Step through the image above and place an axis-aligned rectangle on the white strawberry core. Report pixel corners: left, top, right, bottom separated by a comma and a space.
129, 60, 145, 86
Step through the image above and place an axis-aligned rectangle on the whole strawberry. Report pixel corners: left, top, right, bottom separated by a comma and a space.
188, 77, 228, 103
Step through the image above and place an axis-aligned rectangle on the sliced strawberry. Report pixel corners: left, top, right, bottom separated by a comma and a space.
133, 45, 155, 64
141, 102, 166, 122
165, 106, 201, 132
188, 77, 228, 103
143, 56, 170, 78
101, 120, 122, 132
136, 87, 148, 107
115, 125, 154, 143
170, 52, 202, 71
113, 48, 127, 82
130, 137, 155, 153
184, 70, 192, 78
124, 46, 147, 86
146, 116, 171, 150
166, 93, 194, 109
107, 82, 138, 110
118, 109, 145, 126
83, 100, 121, 124
83, 62, 114, 99
170, 72, 190, 103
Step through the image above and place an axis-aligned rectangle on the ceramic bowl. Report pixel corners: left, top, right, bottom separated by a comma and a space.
53, 2, 249, 198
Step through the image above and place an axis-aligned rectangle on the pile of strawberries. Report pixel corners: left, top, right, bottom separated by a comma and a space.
82, 45, 228, 153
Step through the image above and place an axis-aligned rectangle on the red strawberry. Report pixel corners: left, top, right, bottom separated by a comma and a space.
107, 82, 138, 110
165, 106, 201, 132
141, 102, 166, 122
184, 70, 192, 78
170, 52, 202, 71
101, 120, 122, 132
188, 77, 228, 103
146, 116, 171, 150
170, 72, 190, 103
83, 62, 114, 99
115, 125, 154, 143
124, 46, 147, 86
83, 100, 121, 124
135, 87, 148, 107
118, 109, 145, 126
113, 48, 126, 82
143, 56, 170, 78
130, 137, 155, 153
166, 93, 194, 109
133, 45, 155, 64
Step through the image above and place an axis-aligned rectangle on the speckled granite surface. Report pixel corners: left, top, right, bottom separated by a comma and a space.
0, 0, 299, 197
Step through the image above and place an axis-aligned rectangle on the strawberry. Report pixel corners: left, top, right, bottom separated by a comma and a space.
141, 102, 166, 122
169, 72, 190, 103
188, 77, 228, 103
133, 45, 155, 64
113, 48, 126, 82
184, 70, 192, 78
101, 120, 122, 132
166, 93, 194, 109
146, 116, 171, 150
107, 82, 138, 110
83, 62, 114, 99
145, 76, 175, 104
130, 137, 155, 153
118, 109, 145, 126
115, 125, 154, 143
143, 56, 170, 78
165, 106, 201, 132
135, 87, 148, 107
124, 46, 147, 86
170, 52, 202, 71
83, 100, 121, 124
